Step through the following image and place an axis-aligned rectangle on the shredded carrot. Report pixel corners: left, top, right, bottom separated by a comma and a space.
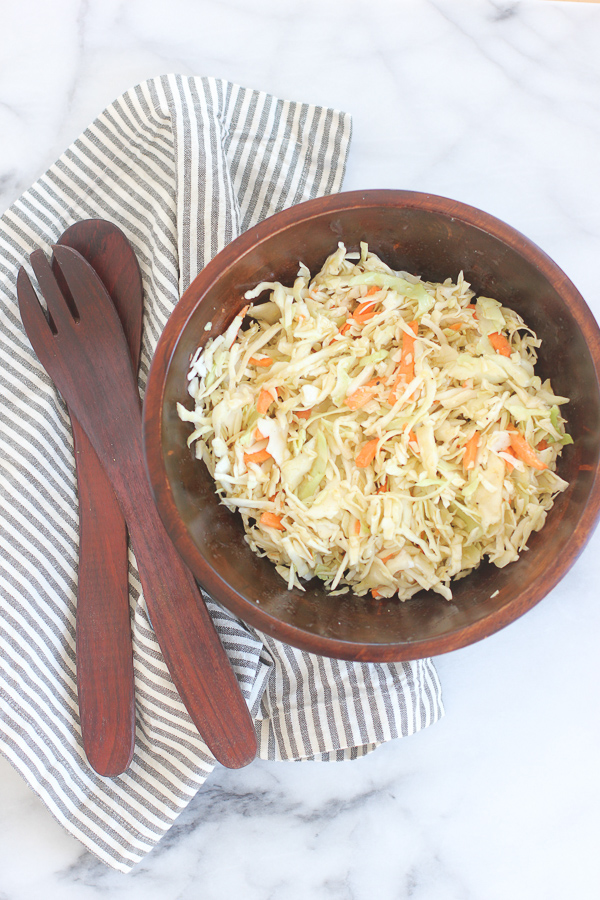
449, 322, 464, 331
249, 355, 273, 367
344, 378, 384, 410
376, 477, 388, 494
407, 429, 418, 448
399, 321, 418, 377
388, 380, 401, 406
244, 448, 271, 466
353, 519, 361, 536
355, 438, 380, 468
353, 300, 378, 324
340, 288, 382, 333
371, 589, 382, 599
257, 388, 275, 415
508, 429, 548, 470
537, 439, 549, 451
466, 304, 478, 319
353, 308, 378, 325
463, 431, 480, 471
260, 512, 285, 531
355, 298, 377, 315
388, 322, 418, 403
488, 332, 512, 357
253, 427, 265, 441
296, 408, 312, 419
381, 552, 394, 564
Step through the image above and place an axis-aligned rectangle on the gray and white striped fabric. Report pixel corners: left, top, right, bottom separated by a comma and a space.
0, 75, 443, 872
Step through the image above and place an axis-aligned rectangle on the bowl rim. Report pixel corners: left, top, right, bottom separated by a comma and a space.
144, 189, 600, 661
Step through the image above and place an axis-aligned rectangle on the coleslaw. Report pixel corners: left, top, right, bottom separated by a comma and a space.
178, 243, 571, 600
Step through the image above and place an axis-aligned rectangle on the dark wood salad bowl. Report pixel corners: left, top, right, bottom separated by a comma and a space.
144, 190, 600, 662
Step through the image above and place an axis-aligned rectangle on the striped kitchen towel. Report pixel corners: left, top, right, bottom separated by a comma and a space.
0, 75, 443, 873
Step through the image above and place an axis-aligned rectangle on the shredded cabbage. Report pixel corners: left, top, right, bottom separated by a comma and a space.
179, 242, 571, 600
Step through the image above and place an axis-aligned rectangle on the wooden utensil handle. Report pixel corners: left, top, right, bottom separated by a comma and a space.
105, 427, 257, 769
54, 223, 139, 777
73, 419, 135, 775
34, 244, 256, 767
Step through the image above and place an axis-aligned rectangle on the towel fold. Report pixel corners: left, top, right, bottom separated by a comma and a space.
0, 74, 443, 873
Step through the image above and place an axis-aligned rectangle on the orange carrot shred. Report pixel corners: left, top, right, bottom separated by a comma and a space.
257, 388, 275, 415
253, 427, 264, 441
353, 299, 378, 324
296, 408, 312, 419
388, 382, 401, 406
508, 428, 548, 470
244, 448, 272, 466
345, 387, 374, 410
463, 431, 480, 471
376, 477, 388, 494
488, 332, 512, 357
400, 321, 419, 372
537, 439, 549, 451
353, 519, 361, 536
340, 288, 381, 332
381, 553, 394, 564
388, 321, 418, 403
353, 309, 377, 325
355, 438, 380, 468
408, 429, 418, 448
344, 378, 384, 410
371, 589, 382, 599
249, 355, 273, 367
355, 299, 376, 316
449, 322, 464, 331
260, 512, 285, 531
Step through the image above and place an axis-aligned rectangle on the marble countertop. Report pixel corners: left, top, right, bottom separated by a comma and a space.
2, 0, 600, 897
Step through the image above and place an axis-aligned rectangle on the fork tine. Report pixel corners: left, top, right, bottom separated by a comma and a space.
30, 248, 78, 331
17, 266, 56, 350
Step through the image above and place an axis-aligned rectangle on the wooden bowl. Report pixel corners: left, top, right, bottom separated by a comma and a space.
144, 190, 600, 662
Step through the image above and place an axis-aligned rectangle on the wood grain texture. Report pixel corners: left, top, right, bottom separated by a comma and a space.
18, 245, 257, 769
52, 220, 142, 777
143, 189, 600, 663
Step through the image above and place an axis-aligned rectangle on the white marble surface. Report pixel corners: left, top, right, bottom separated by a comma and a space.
2, 0, 600, 897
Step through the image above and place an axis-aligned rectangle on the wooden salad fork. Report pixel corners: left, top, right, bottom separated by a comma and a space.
17, 245, 258, 770
53, 220, 143, 777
